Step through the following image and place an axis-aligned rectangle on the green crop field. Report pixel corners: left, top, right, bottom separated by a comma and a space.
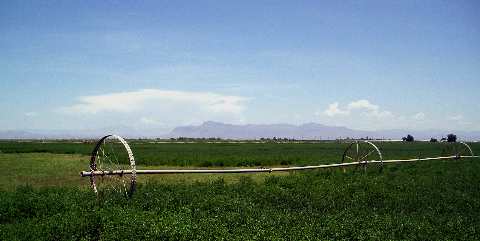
1, 140, 479, 240
0, 140, 475, 167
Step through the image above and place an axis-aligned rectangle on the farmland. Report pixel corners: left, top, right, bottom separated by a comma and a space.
1, 140, 480, 240
0, 140, 474, 167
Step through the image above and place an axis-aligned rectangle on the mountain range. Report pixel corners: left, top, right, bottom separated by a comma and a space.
2, 121, 479, 141
168, 121, 480, 141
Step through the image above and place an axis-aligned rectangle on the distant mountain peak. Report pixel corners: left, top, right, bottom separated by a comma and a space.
168, 121, 366, 139
202, 121, 229, 126
166, 122, 480, 141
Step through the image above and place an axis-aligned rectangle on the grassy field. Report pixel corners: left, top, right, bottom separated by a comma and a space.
0, 140, 476, 167
0, 140, 479, 240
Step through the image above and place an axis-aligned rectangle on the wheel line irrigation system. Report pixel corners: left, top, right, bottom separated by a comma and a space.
80, 135, 478, 197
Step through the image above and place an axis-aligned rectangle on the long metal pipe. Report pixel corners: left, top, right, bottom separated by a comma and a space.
80, 155, 478, 177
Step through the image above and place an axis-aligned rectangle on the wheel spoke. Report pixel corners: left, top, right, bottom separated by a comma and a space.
108, 141, 122, 171
355, 142, 359, 161
360, 150, 375, 162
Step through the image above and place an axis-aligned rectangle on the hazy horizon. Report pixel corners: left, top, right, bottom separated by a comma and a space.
3, 120, 479, 133
3, 120, 480, 142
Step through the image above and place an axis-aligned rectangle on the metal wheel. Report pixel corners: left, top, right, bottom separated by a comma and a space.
90, 135, 136, 197
342, 141, 383, 171
441, 141, 474, 159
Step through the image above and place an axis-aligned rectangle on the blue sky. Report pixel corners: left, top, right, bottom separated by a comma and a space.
1, 0, 479, 132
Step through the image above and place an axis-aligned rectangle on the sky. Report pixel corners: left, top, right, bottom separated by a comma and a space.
1, 0, 479, 132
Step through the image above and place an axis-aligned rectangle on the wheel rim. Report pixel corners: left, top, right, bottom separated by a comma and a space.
342, 141, 383, 171
441, 141, 474, 159
90, 135, 136, 197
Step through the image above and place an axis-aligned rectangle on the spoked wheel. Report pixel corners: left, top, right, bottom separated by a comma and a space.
90, 135, 136, 197
441, 141, 474, 159
341, 141, 383, 172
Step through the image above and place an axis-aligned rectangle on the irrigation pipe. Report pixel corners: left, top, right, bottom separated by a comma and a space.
79, 134, 478, 196
80, 155, 478, 177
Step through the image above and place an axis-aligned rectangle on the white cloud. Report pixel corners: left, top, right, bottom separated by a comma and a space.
412, 112, 426, 121
322, 99, 392, 119
59, 89, 249, 115
323, 102, 349, 117
448, 114, 464, 121
57, 89, 250, 127
347, 99, 378, 111
447, 114, 473, 126
348, 99, 393, 118
24, 112, 38, 117
139, 117, 164, 126
318, 101, 476, 131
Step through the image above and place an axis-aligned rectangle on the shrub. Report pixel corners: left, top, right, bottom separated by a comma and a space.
403, 135, 414, 142
447, 134, 457, 142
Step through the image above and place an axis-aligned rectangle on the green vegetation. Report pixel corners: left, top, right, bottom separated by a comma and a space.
0, 140, 479, 240
1, 140, 477, 167
0, 153, 89, 190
